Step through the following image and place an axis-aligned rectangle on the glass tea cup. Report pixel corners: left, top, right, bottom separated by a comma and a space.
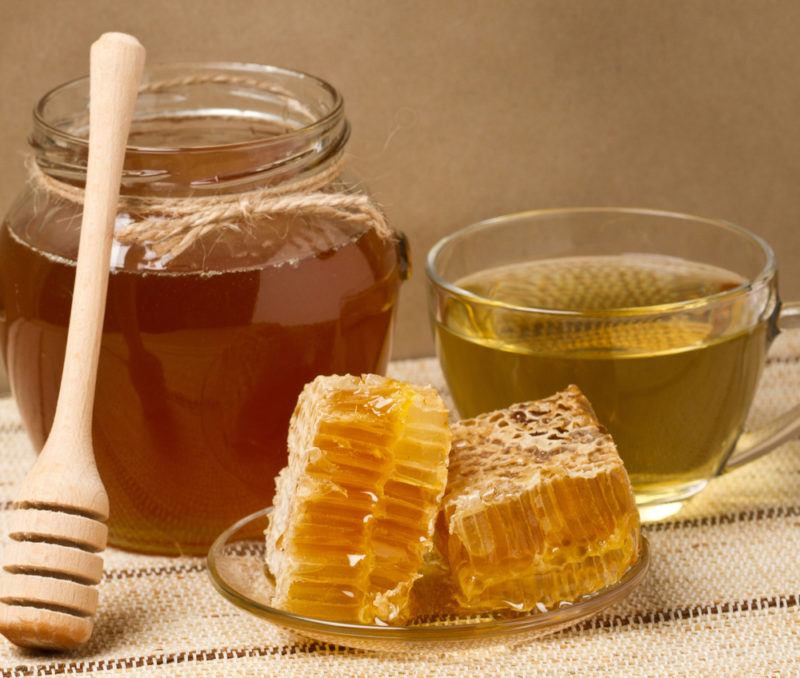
426, 208, 800, 520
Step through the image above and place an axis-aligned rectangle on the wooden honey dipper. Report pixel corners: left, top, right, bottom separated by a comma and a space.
0, 33, 145, 650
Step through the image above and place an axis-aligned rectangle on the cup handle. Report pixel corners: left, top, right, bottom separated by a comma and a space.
724, 300, 800, 472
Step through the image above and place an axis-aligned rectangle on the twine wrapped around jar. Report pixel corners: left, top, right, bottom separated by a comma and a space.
28, 154, 391, 260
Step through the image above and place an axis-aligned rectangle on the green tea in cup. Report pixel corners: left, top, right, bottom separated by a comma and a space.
427, 209, 800, 519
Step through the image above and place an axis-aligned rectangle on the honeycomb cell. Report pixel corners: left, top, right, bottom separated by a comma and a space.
265, 374, 452, 624
440, 385, 640, 612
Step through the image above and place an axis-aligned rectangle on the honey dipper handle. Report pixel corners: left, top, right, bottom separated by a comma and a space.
0, 33, 145, 652
49, 34, 145, 444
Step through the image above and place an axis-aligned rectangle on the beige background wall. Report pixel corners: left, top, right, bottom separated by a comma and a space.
1, 0, 799, 358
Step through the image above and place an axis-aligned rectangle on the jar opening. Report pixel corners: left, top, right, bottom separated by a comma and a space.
31, 62, 349, 195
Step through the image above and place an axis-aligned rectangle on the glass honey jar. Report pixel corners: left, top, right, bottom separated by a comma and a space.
0, 63, 408, 554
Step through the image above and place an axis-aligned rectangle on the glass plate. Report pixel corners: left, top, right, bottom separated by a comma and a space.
207, 507, 650, 653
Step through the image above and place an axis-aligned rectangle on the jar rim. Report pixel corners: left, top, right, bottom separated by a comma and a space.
33, 61, 345, 154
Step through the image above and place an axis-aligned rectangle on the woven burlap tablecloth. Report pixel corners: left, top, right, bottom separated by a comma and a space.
1, 334, 799, 677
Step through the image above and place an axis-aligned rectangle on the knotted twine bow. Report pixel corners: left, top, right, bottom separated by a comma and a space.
28, 155, 391, 260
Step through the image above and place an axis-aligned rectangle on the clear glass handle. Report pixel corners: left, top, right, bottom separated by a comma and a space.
724, 300, 800, 472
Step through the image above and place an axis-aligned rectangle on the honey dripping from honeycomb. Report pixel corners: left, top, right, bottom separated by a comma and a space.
265, 374, 452, 624
440, 385, 640, 613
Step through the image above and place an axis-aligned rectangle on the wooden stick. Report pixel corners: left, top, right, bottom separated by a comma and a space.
0, 32, 145, 651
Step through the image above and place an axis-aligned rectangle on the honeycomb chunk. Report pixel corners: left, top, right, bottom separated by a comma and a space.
440, 385, 640, 612
265, 374, 452, 624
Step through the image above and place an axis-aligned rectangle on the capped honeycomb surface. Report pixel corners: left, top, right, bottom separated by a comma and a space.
265, 374, 452, 624
441, 385, 640, 612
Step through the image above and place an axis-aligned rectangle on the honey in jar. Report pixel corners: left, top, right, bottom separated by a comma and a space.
0, 64, 407, 554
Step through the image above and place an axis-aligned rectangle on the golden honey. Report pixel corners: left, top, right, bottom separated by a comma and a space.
0, 223, 400, 554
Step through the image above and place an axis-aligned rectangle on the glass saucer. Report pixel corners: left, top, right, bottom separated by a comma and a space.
207, 507, 650, 653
